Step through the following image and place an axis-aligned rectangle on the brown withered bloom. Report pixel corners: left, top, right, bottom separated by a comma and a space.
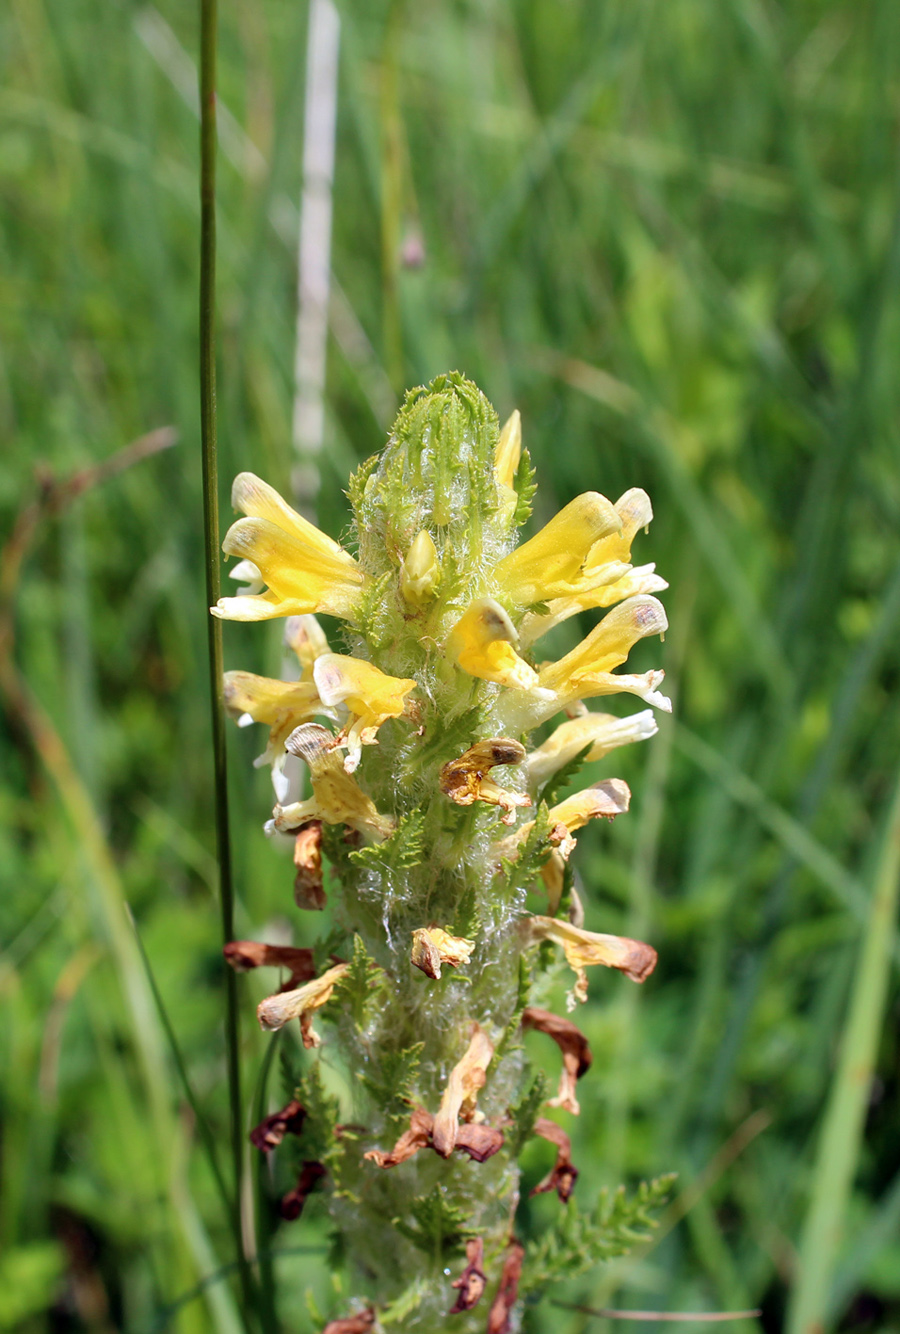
364, 1108, 503, 1169
486, 1240, 526, 1334
256, 962, 350, 1046
223, 941, 317, 989
521, 1007, 592, 1116
280, 1160, 327, 1220
449, 1236, 487, 1313
432, 1024, 494, 1157
410, 925, 475, 979
531, 1118, 578, 1203
322, 1310, 375, 1334
293, 820, 326, 910
440, 737, 531, 824
249, 1099, 307, 1152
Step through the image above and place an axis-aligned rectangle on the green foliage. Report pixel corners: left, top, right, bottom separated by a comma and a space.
506, 1070, 548, 1158
346, 453, 381, 520
379, 1278, 430, 1324
333, 935, 387, 1029
0, 1244, 65, 1329
498, 802, 553, 892
359, 1041, 424, 1127
393, 1185, 470, 1258
521, 1175, 677, 1295
495, 955, 533, 1059
293, 1063, 341, 1168
349, 808, 425, 874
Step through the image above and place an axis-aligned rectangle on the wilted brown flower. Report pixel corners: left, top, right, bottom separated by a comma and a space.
531, 1118, 578, 1202
410, 926, 475, 979
433, 1025, 494, 1157
293, 820, 326, 910
322, 1309, 375, 1334
249, 1099, 307, 1152
486, 1240, 526, 1334
440, 737, 531, 824
280, 1160, 326, 1220
521, 1007, 592, 1115
223, 941, 316, 989
449, 1236, 487, 1313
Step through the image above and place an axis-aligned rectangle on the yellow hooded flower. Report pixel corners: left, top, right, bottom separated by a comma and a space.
526, 709, 659, 787
432, 1024, 494, 1157
536, 594, 671, 711
518, 488, 668, 644
272, 723, 394, 840
493, 491, 622, 606
257, 962, 350, 1047
312, 653, 416, 774
447, 598, 551, 695
524, 915, 657, 1008
212, 473, 364, 623
494, 409, 522, 521
399, 530, 441, 609
223, 670, 329, 803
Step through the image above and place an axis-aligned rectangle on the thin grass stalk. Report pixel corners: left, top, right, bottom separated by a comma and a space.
786, 765, 900, 1334
198, 0, 256, 1321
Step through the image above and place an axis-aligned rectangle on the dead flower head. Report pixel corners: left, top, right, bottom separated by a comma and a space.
410, 925, 475, 979
432, 1024, 494, 1157
521, 1006, 592, 1116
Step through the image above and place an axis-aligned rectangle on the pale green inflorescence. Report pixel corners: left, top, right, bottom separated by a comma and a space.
215, 373, 672, 1332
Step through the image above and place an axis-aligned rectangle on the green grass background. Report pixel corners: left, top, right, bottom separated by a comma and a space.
1, 0, 899, 1330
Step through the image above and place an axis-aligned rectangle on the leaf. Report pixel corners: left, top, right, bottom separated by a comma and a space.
499, 803, 553, 893
495, 955, 533, 1059
520, 1173, 677, 1294
333, 935, 387, 1030
349, 808, 425, 875
359, 1041, 424, 1127
513, 447, 539, 526
506, 1070, 548, 1158
393, 1185, 470, 1257
346, 453, 380, 517
379, 1278, 430, 1324
293, 1062, 341, 1167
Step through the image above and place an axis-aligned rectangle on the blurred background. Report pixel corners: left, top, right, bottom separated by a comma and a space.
2, 1, 899, 1331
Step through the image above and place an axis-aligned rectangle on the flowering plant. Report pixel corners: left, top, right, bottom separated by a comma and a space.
215, 373, 673, 1331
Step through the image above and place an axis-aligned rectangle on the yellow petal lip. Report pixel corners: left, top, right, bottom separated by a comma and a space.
537, 594, 669, 705
549, 778, 632, 832
448, 597, 553, 696
257, 962, 350, 1045
526, 710, 658, 786
222, 671, 320, 728
312, 653, 416, 773
231, 472, 346, 560
432, 1024, 494, 1157
494, 491, 622, 604
494, 409, 522, 490
215, 517, 363, 622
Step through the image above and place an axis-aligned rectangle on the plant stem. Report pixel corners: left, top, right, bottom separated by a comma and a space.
198, 0, 256, 1323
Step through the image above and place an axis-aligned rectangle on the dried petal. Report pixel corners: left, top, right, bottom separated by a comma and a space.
522, 1007, 592, 1116
223, 941, 316, 989
453, 1123, 504, 1163
524, 916, 657, 1006
249, 1100, 307, 1152
364, 1107, 434, 1168
322, 1310, 375, 1334
257, 962, 350, 1046
450, 1237, 487, 1313
440, 738, 530, 825
293, 821, 326, 910
531, 1118, 578, 1202
486, 1240, 525, 1334
411, 926, 475, 980
280, 1160, 326, 1220
433, 1025, 494, 1157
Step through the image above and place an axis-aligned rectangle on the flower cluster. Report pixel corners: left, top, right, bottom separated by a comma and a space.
216, 374, 669, 1332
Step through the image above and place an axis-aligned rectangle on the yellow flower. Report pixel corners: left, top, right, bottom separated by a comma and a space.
439, 737, 531, 825
447, 598, 551, 695
518, 488, 668, 645
212, 473, 363, 622
494, 409, 522, 521
257, 962, 350, 1047
493, 491, 622, 605
399, 530, 441, 609
536, 594, 670, 711
272, 723, 394, 840
410, 926, 475, 979
524, 915, 657, 1008
432, 1024, 494, 1157
223, 670, 328, 802
526, 709, 659, 787
312, 653, 416, 774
